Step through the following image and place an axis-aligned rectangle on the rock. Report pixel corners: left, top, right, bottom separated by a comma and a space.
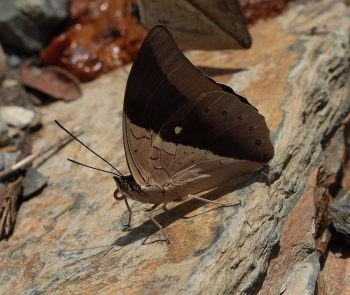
0, 0, 349, 294
22, 169, 47, 198
317, 245, 350, 295
0, 119, 9, 146
279, 253, 320, 295
0, 44, 6, 82
6, 54, 22, 68
329, 192, 350, 236
0, 0, 70, 55
239, 0, 293, 25
0, 106, 37, 129
2, 78, 20, 89
0, 152, 18, 171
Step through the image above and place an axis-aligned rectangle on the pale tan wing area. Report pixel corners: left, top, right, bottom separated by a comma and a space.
147, 91, 274, 194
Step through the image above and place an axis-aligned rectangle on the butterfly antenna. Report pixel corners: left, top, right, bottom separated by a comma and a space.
67, 158, 120, 176
55, 120, 122, 176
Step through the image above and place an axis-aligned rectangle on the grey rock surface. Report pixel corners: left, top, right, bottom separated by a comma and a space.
329, 191, 350, 236
0, 44, 6, 81
0, 152, 19, 171
0, 119, 9, 146
22, 169, 48, 198
0, 0, 69, 54
0, 106, 37, 129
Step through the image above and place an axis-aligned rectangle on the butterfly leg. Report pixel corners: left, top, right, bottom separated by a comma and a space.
124, 198, 132, 227
143, 209, 170, 244
187, 194, 240, 207
162, 203, 168, 211
145, 203, 159, 212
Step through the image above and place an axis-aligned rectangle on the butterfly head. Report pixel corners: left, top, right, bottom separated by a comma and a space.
113, 176, 128, 200
113, 175, 146, 201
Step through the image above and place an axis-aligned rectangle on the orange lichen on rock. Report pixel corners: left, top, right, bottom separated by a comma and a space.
41, 0, 146, 81
240, 0, 295, 25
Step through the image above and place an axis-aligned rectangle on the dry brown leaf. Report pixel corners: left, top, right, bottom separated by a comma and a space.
22, 66, 82, 101
0, 177, 23, 239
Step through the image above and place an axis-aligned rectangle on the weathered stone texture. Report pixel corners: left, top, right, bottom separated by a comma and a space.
0, 0, 350, 294
0, 0, 69, 54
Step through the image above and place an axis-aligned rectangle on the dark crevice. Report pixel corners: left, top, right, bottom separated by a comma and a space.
242, 242, 281, 295
316, 115, 350, 281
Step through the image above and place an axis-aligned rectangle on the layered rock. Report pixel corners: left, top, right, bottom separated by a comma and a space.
0, 0, 349, 294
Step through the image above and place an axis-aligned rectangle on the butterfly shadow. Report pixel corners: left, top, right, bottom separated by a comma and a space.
113, 166, 271, 247
198, 66, 246, 77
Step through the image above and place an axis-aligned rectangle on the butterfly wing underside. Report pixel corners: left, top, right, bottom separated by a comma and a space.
123, 26, 273, 195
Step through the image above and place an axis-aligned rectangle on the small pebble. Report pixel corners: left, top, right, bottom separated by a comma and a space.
6, 54, 22, 68
0, 45, 6, 82
22, 169, 47, 198
0, 106, 37, 129
334, 252, 342, 258
0, 119, 9, 146
0, 152, 18, 171
2, 79, 19, 88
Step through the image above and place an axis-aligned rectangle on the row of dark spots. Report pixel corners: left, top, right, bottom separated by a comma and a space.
238, 114, 261, 146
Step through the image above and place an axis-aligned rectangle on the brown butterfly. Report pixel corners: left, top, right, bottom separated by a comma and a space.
56, 25, 273, 243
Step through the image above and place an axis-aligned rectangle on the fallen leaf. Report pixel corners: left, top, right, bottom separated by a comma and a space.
0, 176, 23, 239
22, 66, 82, 101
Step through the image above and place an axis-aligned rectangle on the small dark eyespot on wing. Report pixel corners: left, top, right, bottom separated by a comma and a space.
249, 126, 254, 131
222, 111, 228, 116
238, 115, 243, 120
255, 139, 262, 146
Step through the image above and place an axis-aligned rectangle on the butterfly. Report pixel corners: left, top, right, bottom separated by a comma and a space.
56, 25, 274, 243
